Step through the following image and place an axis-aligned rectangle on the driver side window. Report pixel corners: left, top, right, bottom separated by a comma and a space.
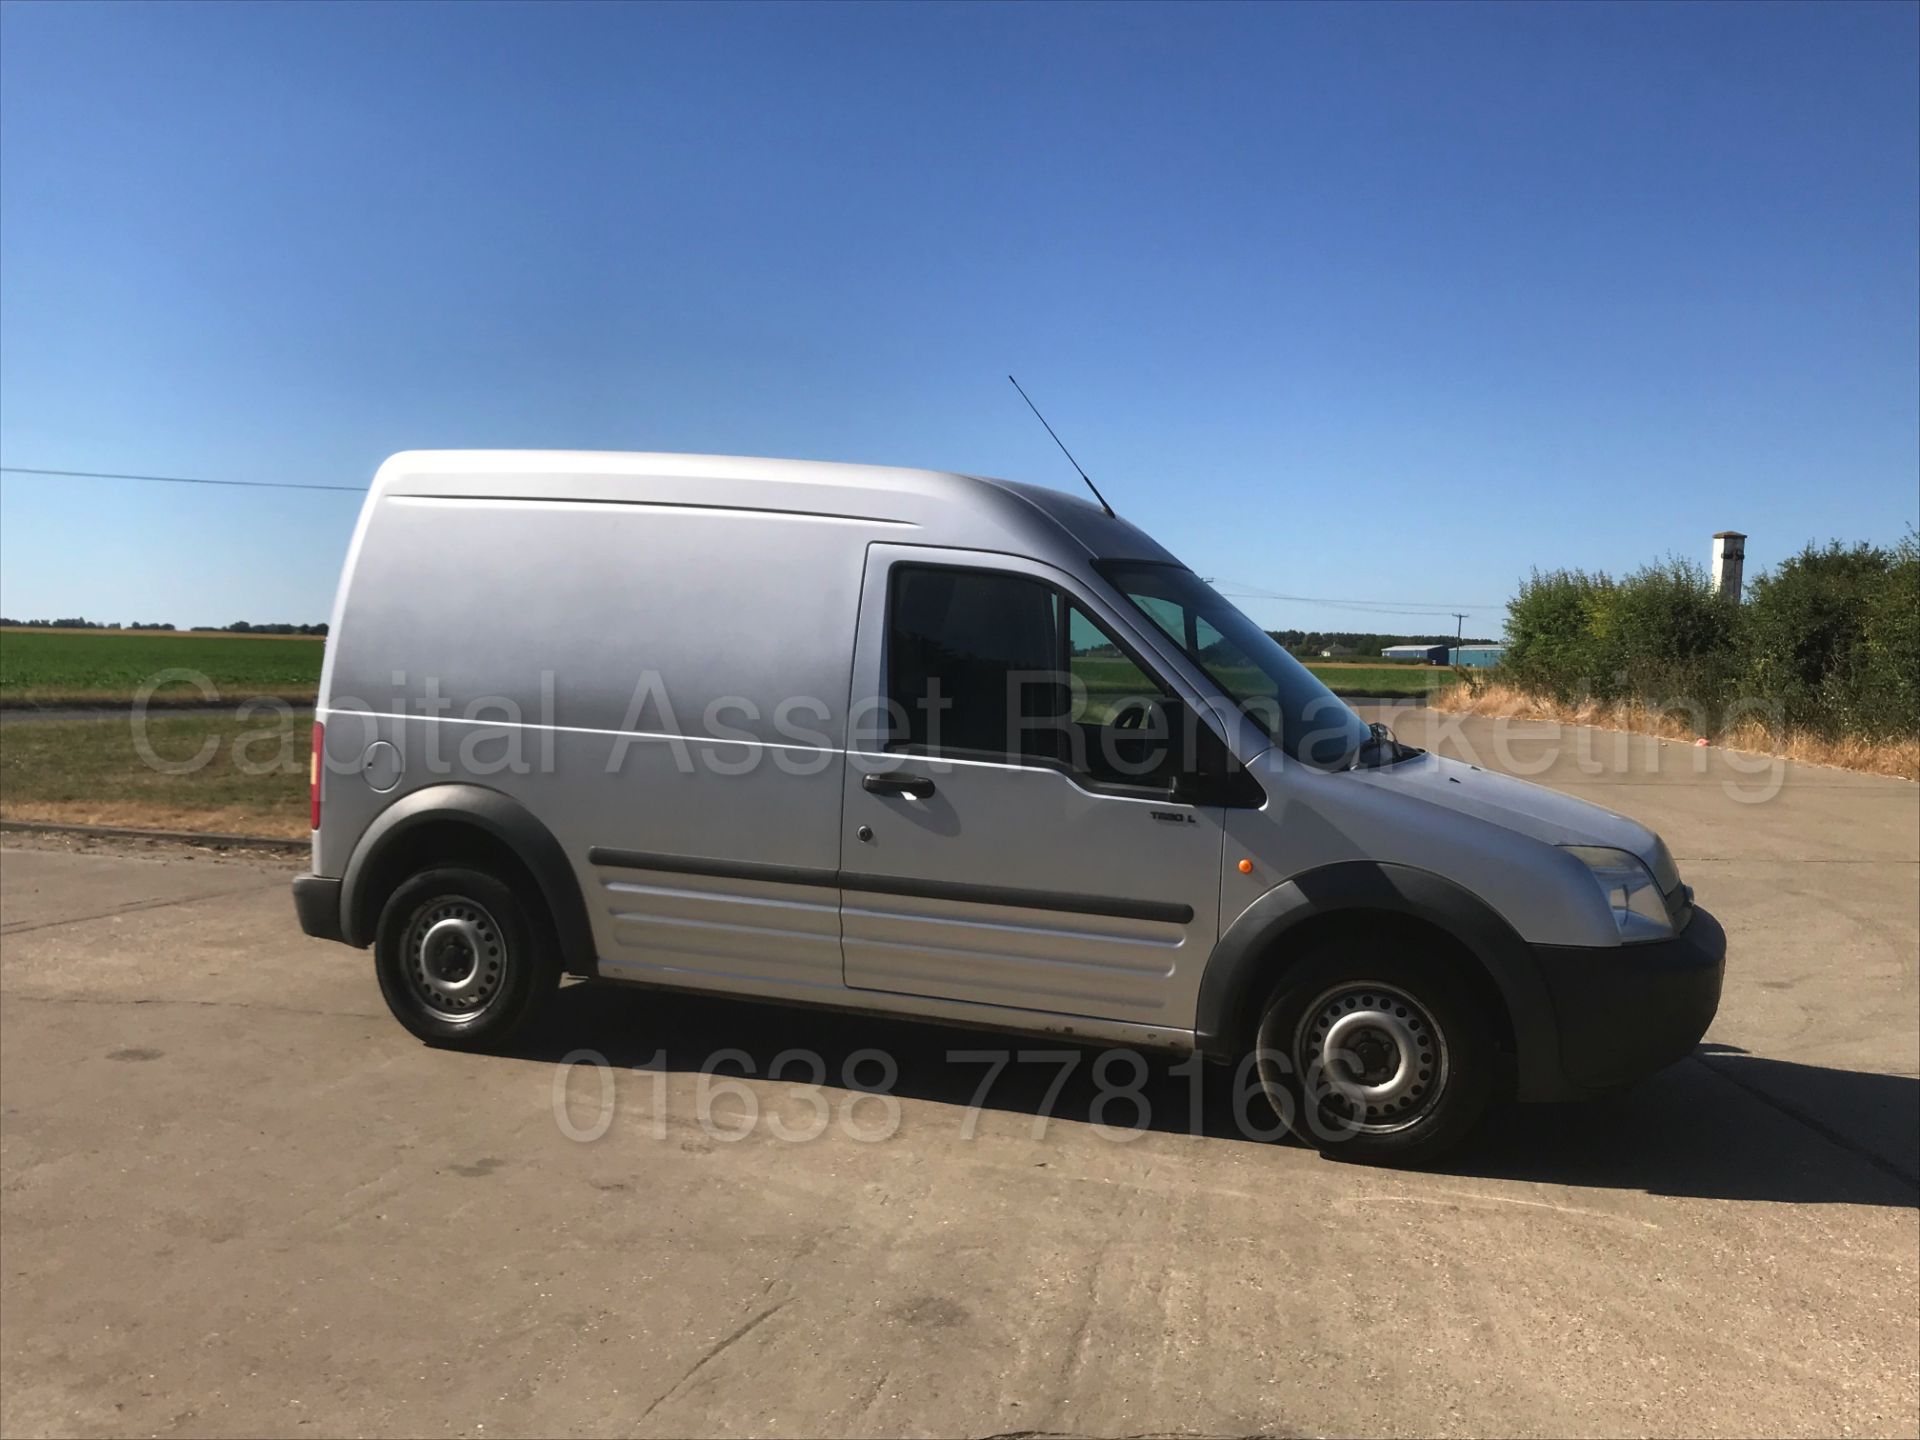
1068, 604, 1163, 726
882, 563, 1178, 791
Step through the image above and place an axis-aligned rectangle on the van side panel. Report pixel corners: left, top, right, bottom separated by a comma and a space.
320, 493, 874, 987
328, 495, 870, 741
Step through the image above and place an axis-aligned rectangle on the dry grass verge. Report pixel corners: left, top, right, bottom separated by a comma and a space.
0, 799, 307, 840
1431, 681, 1920, 781
0, 711, 310, 838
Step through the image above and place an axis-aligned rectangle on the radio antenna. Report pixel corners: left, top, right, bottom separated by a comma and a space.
1007, 375, 1115, 517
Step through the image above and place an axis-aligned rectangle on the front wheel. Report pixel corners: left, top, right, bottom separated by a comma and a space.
1253, 949, 1493, 1165
374, 866, 557, 1049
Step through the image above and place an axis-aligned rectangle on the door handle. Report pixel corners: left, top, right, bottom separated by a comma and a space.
863, 771, 936, 799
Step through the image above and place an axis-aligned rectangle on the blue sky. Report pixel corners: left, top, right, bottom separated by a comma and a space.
2, 1, 1915, 636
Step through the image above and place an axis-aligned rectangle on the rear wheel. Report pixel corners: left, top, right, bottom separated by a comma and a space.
374, 866, 556, 1049
1253, 947, 1492, 1165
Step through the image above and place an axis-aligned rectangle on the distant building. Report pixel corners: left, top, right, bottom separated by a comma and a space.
1381, 644, 1449, 665
1320, 643, 1355, 658
1449, 645, 1506, 668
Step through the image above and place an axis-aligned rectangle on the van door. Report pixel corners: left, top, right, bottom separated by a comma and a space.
839, 544, 1230, 1029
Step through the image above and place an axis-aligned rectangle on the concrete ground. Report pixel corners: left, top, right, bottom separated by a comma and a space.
1, 711, 1915, 1439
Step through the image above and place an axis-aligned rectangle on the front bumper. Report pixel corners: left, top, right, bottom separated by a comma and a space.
1529, 907, 1726, 1097
292, 873, 348, 945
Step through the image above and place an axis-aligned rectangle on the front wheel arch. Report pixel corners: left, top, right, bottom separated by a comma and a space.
1194, 863, 1550, 1089
1243, 910, 1513, 1062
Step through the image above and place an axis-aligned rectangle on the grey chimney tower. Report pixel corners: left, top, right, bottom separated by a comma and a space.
1712, 531, 1746, 602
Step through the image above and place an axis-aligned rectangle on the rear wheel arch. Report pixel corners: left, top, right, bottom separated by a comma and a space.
340, 784, 595, 976
1195, 862, 1547, 1079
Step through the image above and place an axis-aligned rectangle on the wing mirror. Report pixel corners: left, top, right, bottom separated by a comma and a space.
1167, 709, 1267, 809
1170, 767, 1266, 809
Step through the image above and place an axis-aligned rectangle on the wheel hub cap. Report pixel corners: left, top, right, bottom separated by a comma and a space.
419, 916, 488, 1000
404, 897, 505, 1021
1323, 1009, 1419, 1103
1299, 983, 1449, 1134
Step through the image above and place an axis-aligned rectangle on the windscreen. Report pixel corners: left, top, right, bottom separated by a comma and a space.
1096, 561, 1371, 770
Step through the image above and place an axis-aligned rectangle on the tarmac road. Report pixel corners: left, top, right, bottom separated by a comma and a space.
1, 711, 1914, 1438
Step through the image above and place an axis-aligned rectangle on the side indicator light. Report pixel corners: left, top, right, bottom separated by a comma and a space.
1237, 858, 1254, 874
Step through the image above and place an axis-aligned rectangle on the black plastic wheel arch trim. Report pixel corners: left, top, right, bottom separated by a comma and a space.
1191, 859, 1568, 1100
339, 783, 597, 977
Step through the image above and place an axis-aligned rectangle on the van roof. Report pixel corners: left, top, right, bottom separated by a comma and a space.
370, 449, 1181, 566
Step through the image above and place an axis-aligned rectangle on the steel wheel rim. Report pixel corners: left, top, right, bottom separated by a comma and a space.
403, 895, 507, 1023
1294, 981, 1449, 1135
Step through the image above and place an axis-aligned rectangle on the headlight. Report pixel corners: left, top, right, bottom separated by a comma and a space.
1562, 845, 1675, 942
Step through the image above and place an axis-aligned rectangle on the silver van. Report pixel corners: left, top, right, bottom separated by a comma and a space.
292, 450, 1725, 1163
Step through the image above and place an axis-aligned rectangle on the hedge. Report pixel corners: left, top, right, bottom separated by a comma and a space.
1501, 535, 1919, 741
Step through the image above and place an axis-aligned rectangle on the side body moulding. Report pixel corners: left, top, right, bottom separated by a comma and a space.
587, 847, 1196, 924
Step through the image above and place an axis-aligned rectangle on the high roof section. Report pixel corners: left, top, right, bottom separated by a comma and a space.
368, 449, 1180, 567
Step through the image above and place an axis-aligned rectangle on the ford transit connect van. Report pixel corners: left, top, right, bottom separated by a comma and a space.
292, 450, 1725, 1163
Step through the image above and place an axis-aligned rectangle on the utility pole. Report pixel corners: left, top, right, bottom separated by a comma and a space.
1451, 612, 1467, 661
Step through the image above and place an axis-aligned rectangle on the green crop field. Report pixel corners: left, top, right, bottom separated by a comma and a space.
0, 629, 324, 705
1082, 655, 1456, 701
0, 629, 1453, 708
1302, 663, 1460, 697
1069, 656, 1453, 720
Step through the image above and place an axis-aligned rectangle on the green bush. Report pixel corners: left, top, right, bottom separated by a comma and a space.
1856, 535, 1920, 735
1504, 558, 1735, 716
1607, 558, 1740, 716
1499, 537, 1918, 741
1744, 537, 1919, 738
1503, 568, 1615, 702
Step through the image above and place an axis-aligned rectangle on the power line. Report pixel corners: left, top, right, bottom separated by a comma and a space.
1214, 579, 1501, 610
0, 466, 365, 494
0, 465, 1505, 617
1211, 577, 1503, 615
1217, 593, 1481, 615
1217, 596, 1492, 621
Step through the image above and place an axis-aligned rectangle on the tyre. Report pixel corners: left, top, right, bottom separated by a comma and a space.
1252, 946, 1493, 1166
374, 866, 557, 1049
